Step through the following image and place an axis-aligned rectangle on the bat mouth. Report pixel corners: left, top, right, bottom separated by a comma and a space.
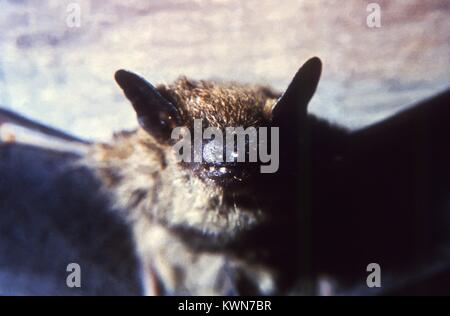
204, 163, 248, 187
205, 164, 243, 179
186, 161, 258, 190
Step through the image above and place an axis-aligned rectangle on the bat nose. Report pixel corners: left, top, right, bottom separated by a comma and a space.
202, 137, 253, 164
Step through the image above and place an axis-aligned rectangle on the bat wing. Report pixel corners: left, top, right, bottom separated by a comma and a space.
0, 107, 90, 155
350, 87, 450, 191
312, 88, 450, 294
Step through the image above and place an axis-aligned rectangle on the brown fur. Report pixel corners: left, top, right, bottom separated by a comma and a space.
157, 77, 279, 128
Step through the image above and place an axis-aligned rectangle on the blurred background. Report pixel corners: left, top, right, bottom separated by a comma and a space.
0, 0, 449, 141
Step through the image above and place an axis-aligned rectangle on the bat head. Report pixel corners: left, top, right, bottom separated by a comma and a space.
114, 57, 322, 194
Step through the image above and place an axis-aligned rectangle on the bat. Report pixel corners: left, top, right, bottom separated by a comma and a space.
103, 57, 450, 295
0, 57, 448, 295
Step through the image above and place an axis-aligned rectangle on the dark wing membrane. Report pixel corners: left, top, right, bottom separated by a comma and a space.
326, 88, 450, 293
0, 143, 141, 295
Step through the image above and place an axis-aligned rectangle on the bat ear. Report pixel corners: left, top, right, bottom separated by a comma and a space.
272, 57, 322, 125
115, 69, 181, 143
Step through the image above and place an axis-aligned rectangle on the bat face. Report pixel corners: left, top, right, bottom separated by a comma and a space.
111, 58, 322, 240
114, 58, 322, 194
158, 77, 276, 192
